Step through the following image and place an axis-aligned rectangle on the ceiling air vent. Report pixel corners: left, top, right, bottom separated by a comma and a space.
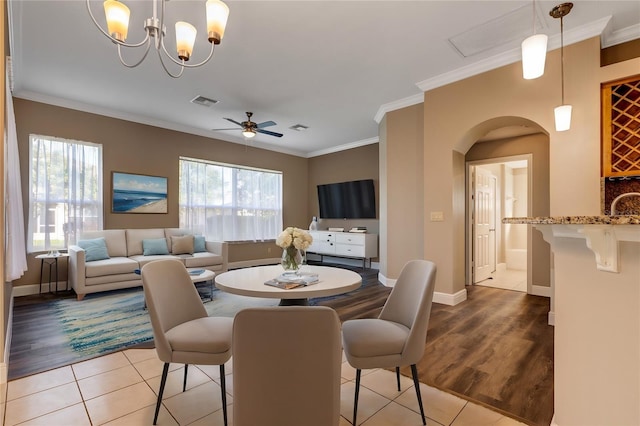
190, 95, 219, 107
289, 124, 309, 132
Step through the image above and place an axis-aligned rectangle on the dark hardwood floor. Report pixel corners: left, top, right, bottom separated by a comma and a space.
317, 268, 554, 426
10, 264, 553, 425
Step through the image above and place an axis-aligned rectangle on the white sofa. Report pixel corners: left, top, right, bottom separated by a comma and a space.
68, 228, 228, 300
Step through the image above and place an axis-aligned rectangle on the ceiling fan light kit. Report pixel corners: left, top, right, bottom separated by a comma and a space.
212, 112, 284, 139
88, 0, 229, 78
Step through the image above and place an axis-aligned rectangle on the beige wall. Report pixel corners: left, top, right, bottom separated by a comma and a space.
380, 37, 640, 296
466, 133, 551, 287
307, 143, 379, 235
379, 103, 424, 279
13, 99, 310, 286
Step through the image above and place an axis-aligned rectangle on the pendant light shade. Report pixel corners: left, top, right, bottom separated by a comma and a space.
554, 105, 572, 131
522, 34, 548, 79
550, 2, 573, 132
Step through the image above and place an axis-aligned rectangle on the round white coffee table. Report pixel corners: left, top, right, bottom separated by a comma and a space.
214, 265, 361, 305
187, 268, 216, 302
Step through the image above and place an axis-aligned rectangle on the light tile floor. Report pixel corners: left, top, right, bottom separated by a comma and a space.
476, 268, 527, 293
5, 348, 526, 426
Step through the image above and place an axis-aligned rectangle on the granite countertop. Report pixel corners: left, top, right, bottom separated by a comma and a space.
502, 216, 640, 225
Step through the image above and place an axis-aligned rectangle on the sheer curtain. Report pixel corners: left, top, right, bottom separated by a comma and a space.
5, 70, 28, 280
179, 157, 282, 242
27, 135, 103, 252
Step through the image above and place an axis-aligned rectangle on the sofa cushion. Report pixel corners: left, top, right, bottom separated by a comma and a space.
143, 238, 170, 256
77, 238, 110, 262
129, 254, 181, 268
171, 235, 194, 255
79, 230, 127, 257
165, 228, 191, 240
85, 257, 139, 277
183, 252, 224, 268
126, 229, 166, 256
194, 236, 206, 253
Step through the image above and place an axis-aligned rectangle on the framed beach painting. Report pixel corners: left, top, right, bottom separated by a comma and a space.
111, 172, 168, 214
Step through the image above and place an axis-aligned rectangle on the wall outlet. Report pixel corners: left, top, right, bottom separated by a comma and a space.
430, 211, 444, 222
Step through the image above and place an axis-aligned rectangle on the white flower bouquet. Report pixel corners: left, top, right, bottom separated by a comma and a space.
276, 227, 313, 273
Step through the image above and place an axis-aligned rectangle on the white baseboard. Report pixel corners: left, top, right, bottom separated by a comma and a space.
548, 311, 555, 326
378, 272, 467, 306
12, 281, 70, 297
433, 289, 467, 306
531, 285, 551, 298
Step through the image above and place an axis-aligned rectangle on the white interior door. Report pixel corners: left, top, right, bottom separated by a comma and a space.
473, 167, 496, 283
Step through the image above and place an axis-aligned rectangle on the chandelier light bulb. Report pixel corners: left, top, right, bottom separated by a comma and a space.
103, 0, 130, 42
175, 22, 197, 61
206, 0, 230, 44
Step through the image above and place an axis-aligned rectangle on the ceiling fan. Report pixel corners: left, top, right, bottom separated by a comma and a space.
212, 112, 283, 138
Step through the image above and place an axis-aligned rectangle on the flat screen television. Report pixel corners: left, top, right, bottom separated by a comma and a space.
317, 179, 376, 219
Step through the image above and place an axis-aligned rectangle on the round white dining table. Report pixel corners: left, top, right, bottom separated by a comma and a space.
214, 264, 362, 305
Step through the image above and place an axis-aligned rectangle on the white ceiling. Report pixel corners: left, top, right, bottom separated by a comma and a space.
8, 1, 640, 157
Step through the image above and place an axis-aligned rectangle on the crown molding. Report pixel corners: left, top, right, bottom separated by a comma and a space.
13, 90, 315, 158
375, 16, 639, 126
373, 94, 424, 124
306, 137, 379, 158
602, 22, 640, 48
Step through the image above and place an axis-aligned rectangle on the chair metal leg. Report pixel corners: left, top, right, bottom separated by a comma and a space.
154, 363, 170, 425
411, 364, 426, 425
353, 369, 361, 425
183, 364, 189, 392
396, 366, 401, 391
220, 364, 228, 426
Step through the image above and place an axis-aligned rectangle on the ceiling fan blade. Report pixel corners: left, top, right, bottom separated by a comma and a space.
256, 120, 277, 129
211, 128, 241, 131
223, 118, 243, 127
256, 128, 283, 138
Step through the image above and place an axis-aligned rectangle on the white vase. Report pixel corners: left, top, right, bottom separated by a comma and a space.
309, 216, 318, 231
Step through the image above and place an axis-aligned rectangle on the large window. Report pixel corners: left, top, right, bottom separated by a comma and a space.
28, 135, 103, 252
179, 157, 283, 242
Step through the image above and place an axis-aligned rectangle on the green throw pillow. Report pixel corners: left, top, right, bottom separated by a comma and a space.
194, 235, 206, 253
142, 238, 170, 256
77, 238, 110, 262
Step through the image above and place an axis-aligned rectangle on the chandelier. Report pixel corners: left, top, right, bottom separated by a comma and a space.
86, 0, 230, 78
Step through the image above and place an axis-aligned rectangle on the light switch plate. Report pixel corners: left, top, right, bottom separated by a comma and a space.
430, 211, 444, 222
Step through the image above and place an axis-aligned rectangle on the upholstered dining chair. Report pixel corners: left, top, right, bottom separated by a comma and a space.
232, 306, 342, 426
141, 259, 233, 426
342, 259, 437, 425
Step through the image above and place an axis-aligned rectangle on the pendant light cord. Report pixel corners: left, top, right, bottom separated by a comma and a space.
560, 15, 565, 104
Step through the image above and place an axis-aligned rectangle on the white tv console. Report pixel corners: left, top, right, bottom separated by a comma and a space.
307, 231, 378, 268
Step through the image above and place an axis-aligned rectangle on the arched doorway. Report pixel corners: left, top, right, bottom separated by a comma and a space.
461, 118, 552, 310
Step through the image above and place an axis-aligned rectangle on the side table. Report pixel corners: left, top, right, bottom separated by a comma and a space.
35, 253, 70, 293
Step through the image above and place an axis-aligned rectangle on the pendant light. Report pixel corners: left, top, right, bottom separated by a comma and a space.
550, 3, 573, 132
522, 0, 548, 79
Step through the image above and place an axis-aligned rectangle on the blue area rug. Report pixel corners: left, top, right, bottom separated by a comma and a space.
53, 287, 278, 359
